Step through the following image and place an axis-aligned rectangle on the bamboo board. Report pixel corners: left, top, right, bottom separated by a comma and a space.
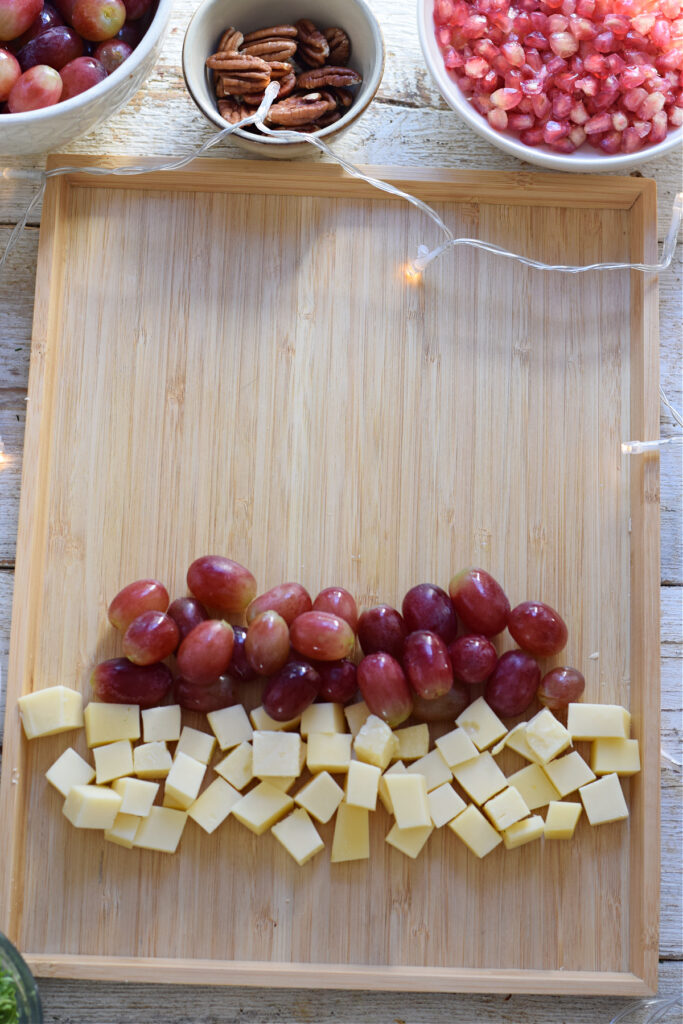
0, 159, 660, 995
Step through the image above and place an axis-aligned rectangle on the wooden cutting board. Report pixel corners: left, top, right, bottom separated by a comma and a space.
0, 158, 660, 995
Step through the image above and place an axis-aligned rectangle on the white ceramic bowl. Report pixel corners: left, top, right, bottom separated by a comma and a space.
182, 0, 385, 158
0, 0, 173, 157
417, 0, 683, 171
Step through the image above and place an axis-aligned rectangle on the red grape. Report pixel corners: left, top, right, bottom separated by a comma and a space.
91, 657, 172, 707
245, 610, 290, 675
71, 0, 125, 40
186, 555, 256, 615
0, 0, 42, 42
0, 47, 20, 100
51, 0, 76, 21
115, 19, 141, 47
93, 36, 129, 70
538, 666, 585, 711
59, 53, 106, 96
411, 683, 470, 722
174, 674, 238, 712
176, 619, 234, 686
108, 578, 169, 633
312, 587, 358, 631
7, 61, 61, 108
402, 583, 458, 643
315, 659, 357, 703
262, 661, 320, 721
448, 568, 510, 636
290, 610, 355, 661
122, 0, 152, 19
357, 604, 407, 659
357, 652, 413, 727
402, 630, 454, 699
484, 650, 540, 717
122, 611, 179, 666
224, 624, 257, 682
166, 596, 208, 644
18, 26, 83, 70
246, 582, 312, 626
10, 3, 63, 51
448, 634, 497, 685
508, 601, 569, 657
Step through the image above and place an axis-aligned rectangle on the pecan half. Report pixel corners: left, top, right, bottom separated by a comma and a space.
296, 18, 329, 67
296, 110, 342, 132
267, 92, 333, 126
276, 70, 296, 99
206, 52, 271, 94
217, 97, 251, 123
324, 27, 351, 65
296, 66, 362, 90
217, 27, 243, 52
240, 38, 297, 60
242, 24, 297, 43
266, 60, 293, 80
332, 86, 354, 108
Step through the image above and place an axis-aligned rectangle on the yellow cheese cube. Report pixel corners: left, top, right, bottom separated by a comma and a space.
436, 727, 479, 768
345, 760, 381, 811
353, 715, 399, 770
18, 685, 84, 740
84, 702, 139, 748
508, 764, 560, 810
294, 771, 344, 823
591, 738, 641, 776
45, 747, 95, 797
427, 782, 467, 828
111, 777, 158, 816
232, 782, 294, 835
483, 787, 530, 831
452, 752, 507, 805
502, 815, 545, 849
456, 696, 507, 751
307, 733, 352, 773
93, 740, 134, 785
493, 723, 542, 765
258, 776, 297, 792
176, 726, 216, 765
542, 750, 595, 797
187, 777, 241, 833
378, 761, 406, 814
252, 730, 302, 778
544, 801, 582, 839
300, 703, 346, 737
164, 751, 206, 810
330, 803, 369, 863
141, 704, 181, 743
271, 808, 325, 865
344, 700, 371, 737
214, 742, 253, 790
63, 784, 122, 829
385, 773, 430, 829
524, 709, 572, 764
104, 812, 142, 848
134, 806, 187, 852
405, 749, 452, 792
249, 706, 300, 732
579, 772, 628, 825
393, 724, 430, 761
385, 823, 433, 859
134, 741, 172, 779
567, 703, 630, 740
162, 791, 187, 810
448, 803, 502, 858
207, 705, 253, 750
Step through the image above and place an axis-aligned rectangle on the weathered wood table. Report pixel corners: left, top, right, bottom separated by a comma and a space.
1, 1, 681, 1020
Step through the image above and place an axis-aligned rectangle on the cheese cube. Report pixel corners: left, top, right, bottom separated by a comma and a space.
18, 686, 84, 740
508, 764, 560, 810
300, 703, 346, 737
141, 704, 181, 743
544, 801, 582, 839
378, 761, 406, 814
385, 823, 433, 859
542, 750, 595, 797
483, 787, 530, 831
524, 709, 571, 763
111, 777, 158, 816
134, 806, 187, 852
93, 740, 134, 785
45, 747, 95, 797
591, 738, 641, 776
405, 749, 452, 792
448, 804, 502, 858
258, 776, 297, 792
187, 777, 241, 833
330, 803, 369, 863
502, 815, 545, 849
232, 782, 294, 835
344, 700, 371, 737
294, 771, 344, 823
207, 705, 252, 750
579, 772, 628, 825
271, 808, 324, 865
567, 703, 630, 741
452, 752, 507, 805
249, 706, 300, 732
345, 760, 381, 811
427, 783, 466, 828
63, 784, 122, 829
385, 773, 430, 829
176, 726, 216, 765
134, 741, 172, 779
436, 727, 479, 768
164, 751, 206, 810
162, 791, 187, 810
104, 812, 142, 848
307, 733, 352, 773
493, 723, 542, 765
393, 724, 430, 761
456, 697, 507, 751
353, 715, 399, 770
214, 742, 253, 790
84, 702, 139, 747
252, 731, 302, 778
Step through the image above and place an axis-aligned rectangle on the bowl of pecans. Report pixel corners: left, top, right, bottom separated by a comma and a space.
182, 0, 385, 156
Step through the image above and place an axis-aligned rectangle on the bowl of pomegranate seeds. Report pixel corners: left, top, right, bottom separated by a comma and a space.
418, 0, 683, 169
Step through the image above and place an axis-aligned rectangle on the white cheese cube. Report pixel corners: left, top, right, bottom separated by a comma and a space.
134, 806, 187, 852
18, 685, 84, 740
483, 787, 530, 831
207, 705, 252, 750
162, 791, 187, 810
353, 715, 399, 770
393, 724, 429, 761
300, 703, 346, 737
134, 741, 172, 779
330, 803, 369, 863
508, 764, 560, 810
271, 808, 325, 865
258, 776, 297, 792
542, 750, 595, 797
63, 784, 122, 829
452, 752, 507, 805
436, 727, 479, 768
502, 815, 545, 849
492, 723, 542, 764
405, 749, 452, 792
427, 783, 466, 828
93, 740, 134, 785
111, 777, 158, 816
176, 726, 216, 765
579, 772, 629, 825
385, 823, 433, 859
252, 731, 302, 778
567, 703, 630, 740
187, 777, 241, 833
214, 742, 254, 790
294, 771, 344, 823
45, 747, 95, 797
232, 782, 294, 835
448, 803, 502, 858
141, 704, 181, 743
591, 738, 640, 776
524, 709, 572, 763
385, 773, 430, 829
249, 706, 300, 732
84, 702, 139, 747
456, 696, 507, 751
307, 733, 352, 773
378, 761, 406, 815
104, 812, 142, 848
344, 700, 371, 737
345, 760, 381, 811
544, 801, 582, 839
164, 751, 206, 810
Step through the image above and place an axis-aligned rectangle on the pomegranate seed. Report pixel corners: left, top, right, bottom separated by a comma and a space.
552, 92, 573, 116
584, 52, 608, 75
549, 136, 577, 150
543, 118, 571, 140
508, 111, 536, 127
606, 54, 626, 74
569, 124, 587, 145
570, 98, 589, 122
437, 27, 453, 47
632, 14, 656, 34
570, 16, 597, 40
603, 14, 630, 36
594, 30, 615, 52
444, 47, 464, 69
532, 92, 552, 117
502, 40, 525, 65
633, 119, 652, 137
519, 127, 546, 143
612, 110, 628, 130
621, 125, 644, 150
650, 109, 668, 141
488, 107, 509, 129
599, 130, 622, 152
435, 0, 455, 25
473, 94, 494, 114
576, 0, 595, 15
465, 56, 490, 77
549, 14, 570, 31
474, 38, 500, 61
639, 91, 666, 117
669, 105, 683, 125
562, 0, 577, 14
577, 74, 599, 95
623, 86, 648, 110
480, 69, 500, 92
463, 15, 488, 39
585, 110, 612, 132
505, 68, 524, 86
491, 86, 523, 108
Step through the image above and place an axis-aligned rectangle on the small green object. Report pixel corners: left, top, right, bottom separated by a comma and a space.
0, 966, 19, 1024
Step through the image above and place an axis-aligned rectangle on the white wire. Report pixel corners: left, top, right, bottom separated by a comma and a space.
608, 996, 683, 1023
